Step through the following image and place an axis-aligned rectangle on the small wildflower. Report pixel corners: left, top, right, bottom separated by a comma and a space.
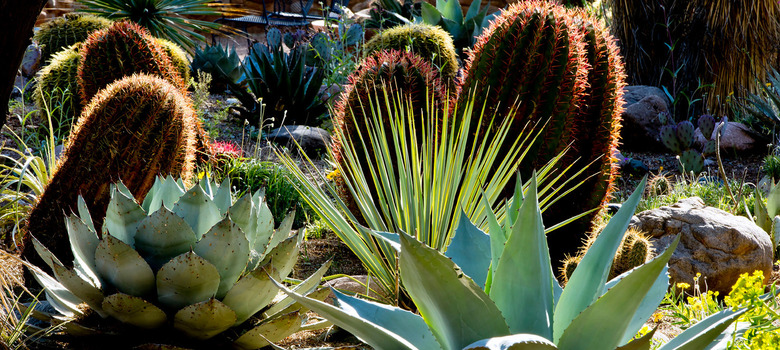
676, 282, 690, 290
210, 141, 243, 159
326, 169, 340, 181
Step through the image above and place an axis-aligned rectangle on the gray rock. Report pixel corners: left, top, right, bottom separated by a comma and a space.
694, 122, 760, 154
21, 43, 42, 78
266, 125, 331, 158
620, 86, 672, 151
630, 197, 773, 295
323, 275, 388, 304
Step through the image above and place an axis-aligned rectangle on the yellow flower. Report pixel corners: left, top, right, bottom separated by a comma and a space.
676, 282, 690, 290
652, 312, 663, 323
326, 169, 340, 181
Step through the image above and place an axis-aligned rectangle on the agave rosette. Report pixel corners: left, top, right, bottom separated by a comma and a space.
27, 175, 330, 349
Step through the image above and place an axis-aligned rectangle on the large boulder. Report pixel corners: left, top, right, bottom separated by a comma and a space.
323, 275, 388, 303
694, 122, 761, 154
619, 86, 672, 151
630, 197, 773, 295
266, 125, 332, 158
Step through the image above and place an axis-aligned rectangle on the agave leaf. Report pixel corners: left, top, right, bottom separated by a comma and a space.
490, 176, 556, 339
704, 321, 750, 350
142, 175, 185, 213
156, 252, 221, 310
229, 193, 256, 244
223, 267, 279, 325
657, 308, 747, 350
481, 193, 506, 288
26, 263, 82, 317
399, 232, 509, 349
605, 265, 670, 346
463, 334, 558, 350
65, 214, 101, 287
134, 206, 198, 270
370, 229, 401, 252
253, 189, 276, 250
31, 235, 63, 272
276, 287, 332, 316
194, 217, 251, 299
115, 179, 134, 199
464, 0, 483, 21
199, 177, 215, 198
95, 235, 156, 297
255, 233, 300, 278
102, 293, 167, 329
76, 196, 96, 233
766, 181, 780, 217
233, 311, 303, 350
616, 327, 656, 350
506, 174, 525, 230
173, 298, 237, 340
445, 211, 491, 289
421, 2, 442, 25
173, 183, 223, 237
213, 177, 232, 215
553, 177, 647, 342
271, 279, 421, 349
439, 0, 463, 28
260, 210, 294, 262
103, 184, 146, 246
51, 262, 106, 317
556, 235, 679, 350
262, 260, 331, 319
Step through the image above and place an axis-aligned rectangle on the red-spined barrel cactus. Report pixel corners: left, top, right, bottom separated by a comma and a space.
332, 50, 449, 218
459, 1, 626, 264
24, 74, 198, 266
77, 21, 185, 105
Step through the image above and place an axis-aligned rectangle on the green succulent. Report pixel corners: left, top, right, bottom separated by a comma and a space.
33, 13, 113, 64
278, 176, 748, 349
156, 38, 191, 85
190, 43, 244, 94
417, 0, 493, 58
27, 175, 330, 349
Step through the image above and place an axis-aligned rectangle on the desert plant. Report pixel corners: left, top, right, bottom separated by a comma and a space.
741, 68, 780, 141
33, 13, 112, 64
190, 43, 244, 94
77, 21, 186, 105
77, 0, 247, 50
459, 1, 625, 265
561, 227, 652, 283
763, 154, 780, 181
304, 21, 364, 87
156, 38, 191, 84
33, 43, 82, 120
243, 28, 327, 126
659, 114, 721, 174
277, 176, 749, 349
23, 74, 198, 268
364, 0, 419, 29
25, 175, 330, 348
363, 23, 459, 84
417, 0, 492, 58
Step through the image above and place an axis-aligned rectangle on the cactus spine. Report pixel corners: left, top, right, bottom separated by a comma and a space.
77, 21, 186, 105
459, 0, 626, 264
34, 13, 113, 64
155, 38, 191, 85
561, 228, 653, 283
24, 74, 198, 266
34, 43, 82, 118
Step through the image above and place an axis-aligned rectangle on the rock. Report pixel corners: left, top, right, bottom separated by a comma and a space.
266, 125, 331, 157
629, 197, 773, 295
619, 86, 672, 151
21, 43, 42, 78
323, 275, 388, 304
694, 122, 760, 154
318, 83, 344, 105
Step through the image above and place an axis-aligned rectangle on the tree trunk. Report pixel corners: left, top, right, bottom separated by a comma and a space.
0, 0, 48, 129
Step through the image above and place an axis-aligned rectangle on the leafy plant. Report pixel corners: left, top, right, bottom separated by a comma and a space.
740, 68, 780, 140
243, 28, 327, 126
363, 0, 419, 30
190, 43, 244, 94
77, 0, 248, 50
304, 21, 364, 87
25, 175, 330, 348
276, 176, 748, 349
762, 154, 780, 181
417, 0, 492, 58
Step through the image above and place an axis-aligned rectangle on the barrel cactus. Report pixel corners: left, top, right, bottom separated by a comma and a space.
33, 13, 113, 64
77, 21, 185, 105
24, 74, 198, 266
561, 227, 652, 283
156, 38, 191, 85
33, 43, 82, 119
459, 0, 626, 264
363, 23, 460, 85
27, 175, 329, 348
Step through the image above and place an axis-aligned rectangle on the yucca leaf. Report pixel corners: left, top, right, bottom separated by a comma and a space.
134, 206, 198, 270
233, 311, 303, 350
173, 182, 223, 236
657, 308, 747, 350
173, 298, 237, 340
156, 252, 221, 309
490, 176, 556, 339
194, 217, 251, 299
399, 232, 509, 350
553, 177, 647, 341
102, 293, 167, 329
463, 334, 558, 350
103, 185, 146, 246
445, 210, 491, 289
95, 235, 155, 297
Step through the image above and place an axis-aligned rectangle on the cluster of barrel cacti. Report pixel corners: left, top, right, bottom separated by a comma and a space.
561, 228, 653, 283
659, 113, 719, 174
33, 13, 113, 64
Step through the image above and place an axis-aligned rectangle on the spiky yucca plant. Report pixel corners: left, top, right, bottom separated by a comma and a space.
33, 43, 82, 119
460, 0, 625, 264
33, 13, 112, 64
24, 74, 198, 267
363, 24, 460, 85
26, 175, 330, 349
77, 21, 186, 105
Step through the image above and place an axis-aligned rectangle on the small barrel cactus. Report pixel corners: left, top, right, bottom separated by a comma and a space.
33, 13, 113, 64
33, 43, 82, 118
77, 21, 185, 105
156, 38, 191, 85
562, 228, 652, 282
24, 74, 198, 266
27, 175, 330, 348
364, 23, 460, 85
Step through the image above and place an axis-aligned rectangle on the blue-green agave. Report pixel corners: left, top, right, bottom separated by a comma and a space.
276, 176, 748, 349
26, 175, 330, 349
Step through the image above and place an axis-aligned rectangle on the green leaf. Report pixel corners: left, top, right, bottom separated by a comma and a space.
616, 327, 656, 350
657, 308, 747, 350
421, 2, 443, 25
257, 234, 299, 279
213, 177, 233, 215
490, 176, 555, 339
173, 298, 237, 340
464, 0, 483, 21
445, 211, 491, 289
438, 0, 463, 24
233, 311, 303, 350
399, 232, 509, 350
95, 235, 156, 297
103, 184, 146, 246
26, 263, 83, 317
31, 235, 63, 272
142, 175, 184, 213
222, 267, 279, 325
194, 217, 251, 299
463, 334, 558, 350
66, 214, 101, 286
261, 260, 332, 319
271, 279, 420, 349
553, 177, 647, 342
134, 206, 198, 270
156, 252, 221, 309
605, 266, 669, 346
556, 235, 679, 350
76, 196, 96, 233
102, 293, 167, 329
261, 210, 294, 260
173, 182, 223, 237
51, 262, 105, 317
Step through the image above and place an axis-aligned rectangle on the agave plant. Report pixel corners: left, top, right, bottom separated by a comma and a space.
190, 43, 244, 94
26, 175, 330, 349
76, 0, 248, 50
417, 0, 493, 57
277, 176, 748, 349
